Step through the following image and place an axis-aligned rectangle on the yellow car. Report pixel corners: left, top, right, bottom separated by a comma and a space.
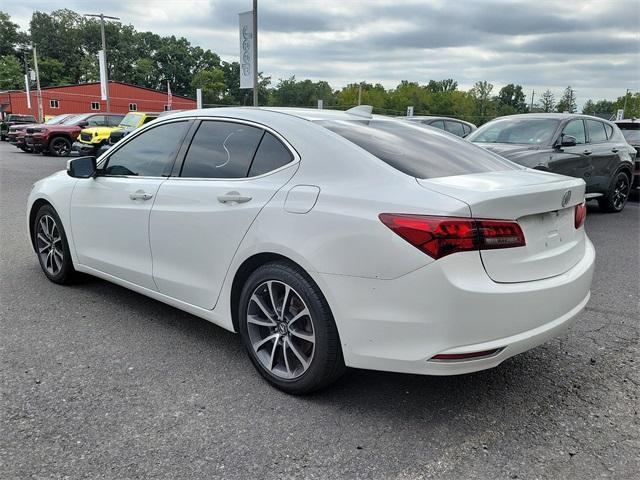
72, 112, 159, 155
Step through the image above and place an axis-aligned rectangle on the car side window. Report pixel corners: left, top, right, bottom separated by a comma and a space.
428, 120, 445, 130
103, 121, 190, 177
445, 121, 465, 137
87, 115, 107, 127
604, 123, 614, 139
248, 132, 294, 177
462, 124, 471, 135
108, 115, 125, 126
562, 120, 586, 144
180, 121, 264, 178
586, 120, 607, 143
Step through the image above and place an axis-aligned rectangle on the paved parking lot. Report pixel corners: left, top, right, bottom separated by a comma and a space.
1, 140, 638, 479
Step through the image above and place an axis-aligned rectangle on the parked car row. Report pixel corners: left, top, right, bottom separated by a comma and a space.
28, 105, 613, 393
1, 114, 37, 140
3, 111, 161, 157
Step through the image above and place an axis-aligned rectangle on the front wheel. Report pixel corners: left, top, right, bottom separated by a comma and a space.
238, 262, 345, 394
33, 204, 76, 284
598, 171, 631, 213
48, 137, 72, 157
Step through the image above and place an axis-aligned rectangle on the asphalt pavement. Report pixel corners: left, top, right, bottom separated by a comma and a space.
1, 140, 638, 479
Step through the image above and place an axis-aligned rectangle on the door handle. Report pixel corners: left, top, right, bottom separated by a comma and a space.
217, 191, 252, 204
611, 148, 619, 153
583, 150, 592, 155
129, 190, 154, 201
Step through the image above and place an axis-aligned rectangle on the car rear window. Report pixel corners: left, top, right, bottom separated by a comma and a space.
617, 123, 640, 143
316, 119, 517, 179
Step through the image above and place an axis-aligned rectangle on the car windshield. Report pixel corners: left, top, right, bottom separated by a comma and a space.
617, 124, 640, 143
10, 115, 35, 121
316, 119, 517, 179
45, 114, 70, 125
61, 114, 86, 125
119, 113, 142, 128
468, 118, 559, 145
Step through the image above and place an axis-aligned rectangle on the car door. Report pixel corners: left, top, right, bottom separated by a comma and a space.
149, 119, 298, 309
548, 119, 594, 188
585, 119, 618, 191
70, 119, 192, 289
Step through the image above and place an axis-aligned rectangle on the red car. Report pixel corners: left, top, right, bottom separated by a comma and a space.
25, 113, 124, 156
7, 114, 74, 152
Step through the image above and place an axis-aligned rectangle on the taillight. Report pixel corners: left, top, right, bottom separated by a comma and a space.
379, 214, 525, 260
574, 201, 586, 229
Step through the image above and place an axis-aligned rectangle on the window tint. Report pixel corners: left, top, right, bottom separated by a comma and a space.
318, 119, 517, 179
445, 121, 465, 137
428, 120, 445, 130
103, 121, 190, 177
562, 120, 586, 144
87, 115, 107, 127
108, 115, 125, 126
462, 124, 471, 135
586, 120, 607, 143
248, 132, 293, 177
604, 123, 614, 139
469, 118, 559, 144
181, 121, 264, 178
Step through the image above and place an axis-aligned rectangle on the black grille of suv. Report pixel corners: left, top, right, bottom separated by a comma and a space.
109, 131, 126, 144
80, 132, 92, 142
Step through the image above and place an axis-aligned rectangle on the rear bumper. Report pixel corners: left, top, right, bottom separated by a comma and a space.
319, 236, 595, 375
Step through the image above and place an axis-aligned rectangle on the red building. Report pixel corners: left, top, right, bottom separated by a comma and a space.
0, 81, 196, 119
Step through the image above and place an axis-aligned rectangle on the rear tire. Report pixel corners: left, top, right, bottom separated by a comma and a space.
238, 261, 345, 394
598, 171, 630, 213
33, 204, 76, 284
49, 137, 72, 157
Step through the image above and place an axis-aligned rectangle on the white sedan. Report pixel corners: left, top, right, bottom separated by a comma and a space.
27, 106, 595, 393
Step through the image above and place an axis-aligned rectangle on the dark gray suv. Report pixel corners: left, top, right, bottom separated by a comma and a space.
468, 113, 636, 212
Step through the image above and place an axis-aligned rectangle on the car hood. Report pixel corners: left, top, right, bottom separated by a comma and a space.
82, 126, 121, 135
9, 122, 41, 131
42, 125, 82, 132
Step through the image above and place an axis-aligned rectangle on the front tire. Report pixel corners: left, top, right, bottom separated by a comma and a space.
238, 261, 345, 394
598, 171, 631, 213
48, 137, 72, 157
33, 204, 76, 284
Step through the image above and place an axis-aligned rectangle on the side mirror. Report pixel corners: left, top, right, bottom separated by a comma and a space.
559, 135, 577, 147
67, 156, 96, 178
77, 120, 89, 127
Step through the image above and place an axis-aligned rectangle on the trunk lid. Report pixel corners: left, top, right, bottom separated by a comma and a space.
418, 170, 586, 283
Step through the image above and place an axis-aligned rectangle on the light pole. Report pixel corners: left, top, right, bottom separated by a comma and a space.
84, 13, 120, 112
623, 88, 631, 117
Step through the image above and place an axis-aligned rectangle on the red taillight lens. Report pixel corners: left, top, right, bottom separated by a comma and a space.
379, 214, 526, 260
574, 201, 586, 229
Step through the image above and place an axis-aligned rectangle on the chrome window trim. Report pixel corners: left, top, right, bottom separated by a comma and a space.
96, 116, 300, 181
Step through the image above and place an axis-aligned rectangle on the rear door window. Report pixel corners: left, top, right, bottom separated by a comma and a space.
562, 120, 586, 144
87, 115, 108, 126
317, 119, 517, 179
428, 120, 445, 130
180, 121, 264, 178
445, 121, 465, 137
586, 120, 607, 143
248, 132, 293, 177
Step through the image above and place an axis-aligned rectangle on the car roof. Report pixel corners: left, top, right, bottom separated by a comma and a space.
161, 106, 407, 123
405, 116, 469, 122
494, 113, 612, 122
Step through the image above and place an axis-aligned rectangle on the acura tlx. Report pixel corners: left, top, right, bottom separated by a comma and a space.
27, 106, 595, 393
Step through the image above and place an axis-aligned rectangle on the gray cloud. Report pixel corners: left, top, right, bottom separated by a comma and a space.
5, 0, 639, 108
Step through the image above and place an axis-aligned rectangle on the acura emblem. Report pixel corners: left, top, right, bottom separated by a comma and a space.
561, 190, 572, 207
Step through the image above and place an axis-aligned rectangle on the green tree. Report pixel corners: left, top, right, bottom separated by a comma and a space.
496, 83, 527, 114
191, 68, 226, 105
469, 80, 494, 123
426, 79, 458, 93
556, 86, 577, 113
0, 11, 27, 57
540, 89, 555, 112
38, 57, 71, 87
0, 54, 23, 89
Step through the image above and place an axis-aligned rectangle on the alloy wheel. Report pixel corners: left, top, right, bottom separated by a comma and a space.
612, 175, 630, 210
36, 215, 64, 275
52, 139, 70, 156
246, 280, 315, 379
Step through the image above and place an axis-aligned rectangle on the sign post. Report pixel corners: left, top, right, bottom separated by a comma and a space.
407, 106, 414, 116
196, 88, 203, 109
24, 74, 31, 110
616, 109, 624, 121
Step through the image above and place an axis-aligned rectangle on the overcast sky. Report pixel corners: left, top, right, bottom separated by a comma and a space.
6, 0, 639, 107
